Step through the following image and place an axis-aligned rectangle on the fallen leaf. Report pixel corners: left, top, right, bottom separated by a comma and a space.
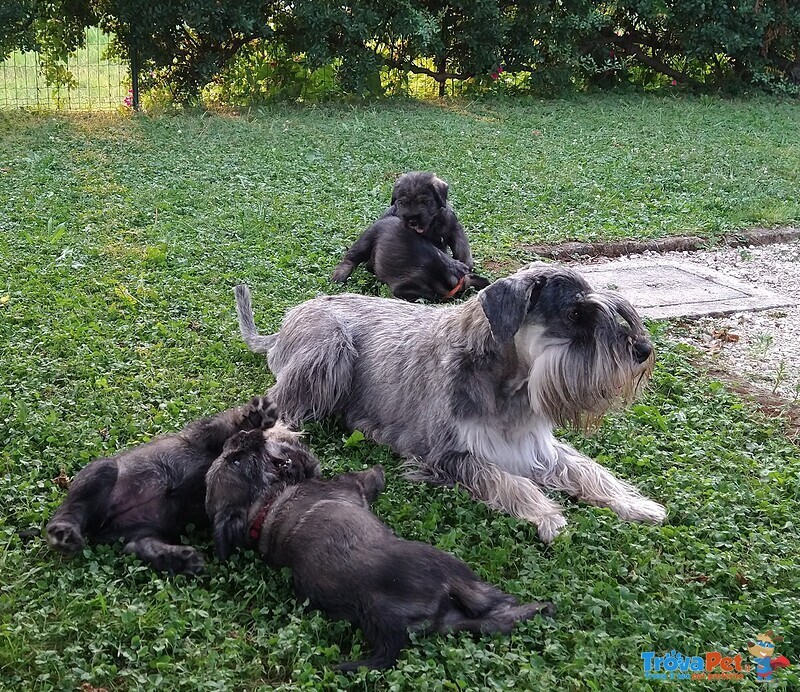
81, 684, 109, 692
53, 468, 71, 489
712, 328, 739, 343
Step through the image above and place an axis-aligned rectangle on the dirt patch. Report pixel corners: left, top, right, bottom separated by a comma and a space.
523, 228, 800, 440
524, 227, 800, 261
687, 354, 800, 443
482, 258, 519, 273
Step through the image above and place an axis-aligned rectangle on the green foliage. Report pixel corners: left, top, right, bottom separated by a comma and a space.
1, 100, 799, 689
97, 0, 276, 99
204, 43, 344, 105
3, 0, 799, 102
0, 0, 96, 82
594, 0, 800, 93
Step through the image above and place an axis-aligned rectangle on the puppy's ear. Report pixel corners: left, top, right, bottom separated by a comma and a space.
212, 510, 247, 561
390, 176, 404, 206
479, 276, 547, 345
431, 176, 449, 207
352, 465, 385, 503
301, 451, 322, 479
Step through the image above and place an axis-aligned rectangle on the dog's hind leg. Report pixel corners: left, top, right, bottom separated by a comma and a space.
123, 536, 205, 576
268, 308, 357, 425
331, 225, 379, 283
336, 617, 409, 672
47, 459, 118, 556
441, 579, 553, 634
404, 455, 568, 543
542, 441, 666, 524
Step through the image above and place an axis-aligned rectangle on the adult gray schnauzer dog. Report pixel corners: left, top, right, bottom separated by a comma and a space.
46, 396, 279, 575
331, 172, 489, 301
234, 263, 665, 543
206, 439, 552, 671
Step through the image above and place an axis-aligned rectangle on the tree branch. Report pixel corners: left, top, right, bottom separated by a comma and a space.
381, 54, 473, 82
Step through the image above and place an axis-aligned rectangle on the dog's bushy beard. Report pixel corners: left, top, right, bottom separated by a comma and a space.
517, 303, 654, 430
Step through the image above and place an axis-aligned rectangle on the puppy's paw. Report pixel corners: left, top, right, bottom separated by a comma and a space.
126, 542, 206, 576
535, 513, 567, 544
244, 396, 278, 430
535, 601, 556, 619
170, 546, 206, 576
331, 261, 354, 283
46, 520, 85, 555
467, 274, 491, 291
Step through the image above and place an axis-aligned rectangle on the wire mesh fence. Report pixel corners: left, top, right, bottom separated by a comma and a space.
1, 28, 527, 111
0, 28, 130, 111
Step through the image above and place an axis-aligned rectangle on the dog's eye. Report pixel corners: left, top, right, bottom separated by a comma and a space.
567, 307, 581, 322
230, 457, 241, 467
279, 458, 292, 468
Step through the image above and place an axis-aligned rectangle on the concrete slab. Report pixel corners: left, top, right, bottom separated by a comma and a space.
577, 259, 797, 319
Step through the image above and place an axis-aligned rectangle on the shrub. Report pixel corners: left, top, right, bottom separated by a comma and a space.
2, 0, 798, 99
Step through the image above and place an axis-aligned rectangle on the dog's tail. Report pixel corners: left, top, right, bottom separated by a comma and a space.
234, 284, 278, 355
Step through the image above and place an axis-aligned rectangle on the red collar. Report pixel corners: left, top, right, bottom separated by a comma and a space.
248, 497, 275, 543
444, 275, 466, 300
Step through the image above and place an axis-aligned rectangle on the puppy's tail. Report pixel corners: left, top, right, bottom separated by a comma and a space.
234, 284, 278, 355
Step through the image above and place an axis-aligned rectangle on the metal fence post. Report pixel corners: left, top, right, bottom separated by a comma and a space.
130, 32, 140, 110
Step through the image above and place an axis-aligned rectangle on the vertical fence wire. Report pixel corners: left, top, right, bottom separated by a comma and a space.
0, 27, 130, 110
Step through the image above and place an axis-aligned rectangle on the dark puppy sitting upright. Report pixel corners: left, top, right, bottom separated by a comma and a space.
206, 432, 553, 671
46, 396, 279, 575
331, 172, 490, 301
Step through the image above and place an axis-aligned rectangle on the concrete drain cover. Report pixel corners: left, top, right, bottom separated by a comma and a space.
577, 259, 797, 319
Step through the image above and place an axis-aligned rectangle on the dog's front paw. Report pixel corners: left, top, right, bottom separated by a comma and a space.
536, 513, 568, 544
613, 497, 667, 524
467, 274, 491, 291
46, 520, 85, 555
244, 396, 278, 430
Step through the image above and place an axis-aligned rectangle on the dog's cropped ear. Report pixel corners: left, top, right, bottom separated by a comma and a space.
352, 465, 386, 503
431, 176, 449, 208
212, 510, 247, 561
479, 275, 547, 345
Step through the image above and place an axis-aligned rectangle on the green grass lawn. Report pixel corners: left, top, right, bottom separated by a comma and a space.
1, 96, 799, 691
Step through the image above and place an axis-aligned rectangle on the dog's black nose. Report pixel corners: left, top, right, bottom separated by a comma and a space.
633, 339, 653, 363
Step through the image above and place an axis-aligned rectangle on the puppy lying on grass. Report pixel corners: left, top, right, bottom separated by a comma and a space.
46, 396, 285, 576
206, 429, 554, 671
